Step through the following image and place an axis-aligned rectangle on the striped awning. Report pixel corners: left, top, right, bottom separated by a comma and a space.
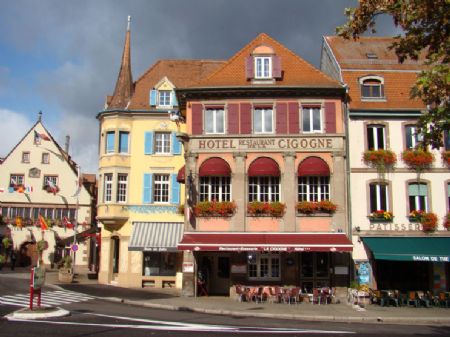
129, 222, 184, 252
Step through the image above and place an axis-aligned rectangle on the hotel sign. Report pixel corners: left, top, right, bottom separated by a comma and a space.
192, 137, 341, 151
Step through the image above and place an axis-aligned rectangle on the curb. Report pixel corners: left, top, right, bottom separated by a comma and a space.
6, 307, 70, 320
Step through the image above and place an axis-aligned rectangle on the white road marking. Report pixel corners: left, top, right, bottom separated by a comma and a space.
0, 290, 95, 308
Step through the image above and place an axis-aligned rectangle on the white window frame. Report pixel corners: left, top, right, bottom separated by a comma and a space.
298, 176, 330, 202
405, 125, 422, 149
154, 132, 171, 154
204, 108, 225, 134
247, 252, 280, 280
153, 174, 170, 203
367, 124, 386, 150
254, 56, 272, 79
302, 107, 323, 133
360, 76, 385, 99
42, 152, 50, 164
199, 176, 231, 202
43, 175, 58, 187
369, 183, 389, 212
116, 174, 128, 203
158, 90, 171, 107
248, 176, 280, 202
104, 173, 113, 203
409, 183, 429, 212
253, 108, 273, 134
10, 174, 24, 186
22, 152, 30, 163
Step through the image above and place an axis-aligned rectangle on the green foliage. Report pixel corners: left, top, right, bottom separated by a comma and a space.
63, 255, 72, 269
0, 255, 6, 264
2, 237, 11, 249
337, 0, 450, 149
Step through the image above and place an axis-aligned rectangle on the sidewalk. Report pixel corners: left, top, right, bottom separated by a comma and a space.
39, 267, 450, 326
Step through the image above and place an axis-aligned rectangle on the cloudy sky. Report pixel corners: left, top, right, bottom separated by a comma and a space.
0, 0, 399, 173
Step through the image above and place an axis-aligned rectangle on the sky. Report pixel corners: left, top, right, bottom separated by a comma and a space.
0, 0, 400, 173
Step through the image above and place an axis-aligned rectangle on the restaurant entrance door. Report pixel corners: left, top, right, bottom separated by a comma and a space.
299, 252, 331, 292
198, 253, 231, 295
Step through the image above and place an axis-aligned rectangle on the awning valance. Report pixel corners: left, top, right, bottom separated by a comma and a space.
248, 157, 280, 177
363, 237, 450, 262
199, 158, 231, 176
298, 157, 330, 176
177, 165, 185, 183
129, 222, 183, 252
178, 232, 352, 252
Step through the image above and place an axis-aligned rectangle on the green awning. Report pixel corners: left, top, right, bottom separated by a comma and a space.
363, 237, 450, 262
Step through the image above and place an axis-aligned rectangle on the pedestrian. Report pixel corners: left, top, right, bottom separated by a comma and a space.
10, 250, 16, 271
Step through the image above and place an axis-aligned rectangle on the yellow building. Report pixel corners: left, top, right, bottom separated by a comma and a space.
97, 18, 223, 288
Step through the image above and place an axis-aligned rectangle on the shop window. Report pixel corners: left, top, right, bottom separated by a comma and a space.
153, 174, 170, 203
105, 131, 115, 153
369, 182, 389, 212
116, 174, 128, 203
22, 152, 30, 163
298, 176, 330, 202
405, 125, 422, 149
367, 124, 386, 150
360, 76, 384, 99
253, 108, 273, 133
42, 152, 50, 164
118, 131, 129, 154
248, 176, 280, 202
205, 108, 225, 134
143, 252, 176, 276
103, 173, 113, 203
199, 176, 231, 202
408, 182, 428, 212
247, 252, 280, 280
154, 132, 171, 154
302, 107, 322, 133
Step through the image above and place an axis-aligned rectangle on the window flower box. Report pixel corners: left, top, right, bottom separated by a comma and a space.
247, 201, 286, 217
408, 210, 425, 222
419, 212, 438, 232
368, 210, 393, 222
401, 149, 434, 171
442, 151, 450, 167
362, 150, 397, 173
194, 201, 236, 217
296, 200, 337, 215
44, 185, 60, 194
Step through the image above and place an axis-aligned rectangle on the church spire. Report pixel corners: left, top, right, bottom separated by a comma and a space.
108, 16, 133, 109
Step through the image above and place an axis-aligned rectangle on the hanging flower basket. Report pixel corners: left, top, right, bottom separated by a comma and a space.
419, 212, 438, 232
442, 151, 450, 167
194, 201, 236, 217
401, 149, 434, 172
247, 201, 286, 217
443, 212, 450, 231
368, 210, 394, 222
296, 200, 337, 214
362, 150, 397, 175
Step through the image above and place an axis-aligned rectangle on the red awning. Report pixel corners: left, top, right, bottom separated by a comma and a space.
248, 157, 280, 177
177, 165, 185, 183
298, 157, 330, 176
199, 158, 231, 176
178, 232, 352, 252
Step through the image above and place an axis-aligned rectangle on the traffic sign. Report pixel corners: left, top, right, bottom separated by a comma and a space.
71, 244, 78, 252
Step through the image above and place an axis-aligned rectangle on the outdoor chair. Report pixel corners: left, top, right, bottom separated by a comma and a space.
438, 292, 450, 308
234, 285, 249, 302
267, 286, 282, 304
417, 291, 431, 308
395, 291, 408, 306
385, 290, 400, 307
283, 287, 300, 305
312, 288, 326, 305
407, 291, 419, 307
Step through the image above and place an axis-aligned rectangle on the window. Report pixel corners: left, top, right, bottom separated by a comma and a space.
405, 125, 422, 149
105, 131, 115, 153
248, 176, 280, 202
298, 176, 330, 202
444, 130, 450, 151
199, 176, 231, 202
116, 174, 128, 203
22, 152, 30, 163
255, 56, 271, 79
253, 108, 273, 133
112, 237, 120, 274
143, 252, 176, 276
302, 107, 322, 133
42, 152, 50, 164
248, 252, 280, 280
43, 175, 58, 188
360, 77, 384, 99
154, 132, 171, 154
153, 174, 170, 203
158, 90, 171, 107
369, 183, 389, 212
408, 182, 428, 212
119, 131, 129, 153
205, 108, 225, 134
104, 173, 113, 203
10, 174, 24, 186
367, 124, 386, 150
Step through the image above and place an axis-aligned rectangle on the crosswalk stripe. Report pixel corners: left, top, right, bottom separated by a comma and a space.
0, 290, 94, 308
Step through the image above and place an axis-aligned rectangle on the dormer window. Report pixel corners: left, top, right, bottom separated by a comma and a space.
158, 90, 171, 107
246, 45, 281, 82
360, 76, 385, 100
150, 77, 178, 108
255, 56, 271, 79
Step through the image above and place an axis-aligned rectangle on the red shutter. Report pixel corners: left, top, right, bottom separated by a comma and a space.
272, 56, 281, 78
245, 56, 254, 80
288, 102, 299, 134
324, 102, 336, 133
227, 104, 239, 134
240, 103, 252, 134
276, 102, 287, 134
191, 103, 203, 135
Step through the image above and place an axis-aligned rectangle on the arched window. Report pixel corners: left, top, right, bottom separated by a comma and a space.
248, 157, 280, 202
360, 76, 384, 99
199, 158, 231, 202
297, 157, 330, 202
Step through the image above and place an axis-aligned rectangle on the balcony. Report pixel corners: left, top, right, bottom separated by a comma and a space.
97, 204, 129, 230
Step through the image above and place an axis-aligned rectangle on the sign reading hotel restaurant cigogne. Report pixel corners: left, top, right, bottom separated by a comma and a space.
191, 137, 341, 151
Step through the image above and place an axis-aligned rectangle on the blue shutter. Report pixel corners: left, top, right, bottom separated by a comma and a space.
172, 132, 181, 155
143, 173, 153, 203
171, 91, 178, 106
171, 173, 180, 204
144, 132, 154, 155
150, 90, 157, 106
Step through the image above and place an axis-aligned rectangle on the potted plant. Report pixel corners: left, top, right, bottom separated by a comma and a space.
247, 201, 286, 217
296, 201, 318, 214
402, 149, 434, 172
194, 201, 236, 217
58, 256, 74, 283
317, 200, 338, 213
419, 212, 438, 232
443, 212, 450, 231
409, 210, 425, 222
368, 210, 394, 222
442, 151, 450, 167
362, 149, 397, 178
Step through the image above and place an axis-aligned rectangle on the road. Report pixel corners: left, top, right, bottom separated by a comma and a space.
0, 272, 449, 336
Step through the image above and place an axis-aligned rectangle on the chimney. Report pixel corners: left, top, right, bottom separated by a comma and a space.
65, 135, 70, 154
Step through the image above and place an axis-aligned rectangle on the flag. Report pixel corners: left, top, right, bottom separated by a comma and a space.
40, 132, 50, 141
16, 185, 25, 193
39, 214, 49, 230
47, 179, 59, 195
34, 130, 50, 142
63, 216, 74, 229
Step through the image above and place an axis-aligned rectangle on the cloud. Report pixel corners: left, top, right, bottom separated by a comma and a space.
0, 109, 33, 157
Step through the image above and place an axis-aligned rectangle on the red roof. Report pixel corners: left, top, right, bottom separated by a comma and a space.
178, 232, 352, 252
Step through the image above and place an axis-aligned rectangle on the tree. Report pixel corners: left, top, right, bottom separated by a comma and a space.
337, 0, 450, 149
